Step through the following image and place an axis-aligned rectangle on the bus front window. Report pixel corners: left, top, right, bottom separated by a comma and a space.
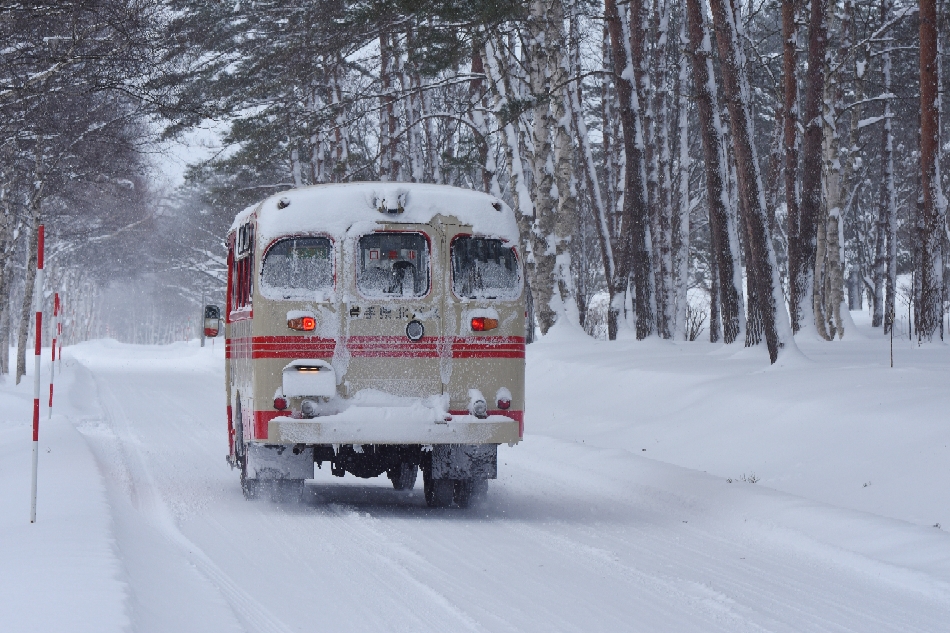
261, 237, 333, 299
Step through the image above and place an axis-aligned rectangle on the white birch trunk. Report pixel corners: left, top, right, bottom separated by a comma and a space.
672, 19, 691, 341
483, 32, 536, 270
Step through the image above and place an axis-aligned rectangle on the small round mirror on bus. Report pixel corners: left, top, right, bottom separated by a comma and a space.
204, 304, 221, 337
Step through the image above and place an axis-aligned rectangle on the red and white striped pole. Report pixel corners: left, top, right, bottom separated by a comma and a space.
30, 225, 44, 524
48, 293, 59, 418
58, 298, 63, 372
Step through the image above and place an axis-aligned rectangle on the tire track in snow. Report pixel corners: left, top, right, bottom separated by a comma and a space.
84, 366, 297, 633
505, 436, 950, 633
323, 503, 487, 632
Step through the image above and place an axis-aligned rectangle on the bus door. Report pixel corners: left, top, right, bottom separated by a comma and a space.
344, 224, 444, 400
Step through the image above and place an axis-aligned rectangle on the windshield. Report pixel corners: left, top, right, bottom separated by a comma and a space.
261, 237, 334, 299
357, 232, 429, 297
452, 236, 520, 299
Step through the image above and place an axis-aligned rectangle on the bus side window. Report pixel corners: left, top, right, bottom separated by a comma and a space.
232, 224, 255, 311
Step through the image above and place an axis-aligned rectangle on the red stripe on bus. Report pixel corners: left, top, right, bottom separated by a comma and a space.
227, 335, 524, 360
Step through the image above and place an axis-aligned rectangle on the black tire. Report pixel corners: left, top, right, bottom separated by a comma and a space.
240, 466, 259, 500
454, 479, 488, 508
388, 462, 418, 491
236, 398, 256, 499
424, 473, 455, 507
234, 398, 245, 461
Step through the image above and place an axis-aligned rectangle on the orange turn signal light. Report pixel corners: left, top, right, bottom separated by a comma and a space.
288, 316, 316, 331
471, 317, 498, 332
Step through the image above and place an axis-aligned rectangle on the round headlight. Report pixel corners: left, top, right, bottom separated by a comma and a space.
406, 320, 425, 341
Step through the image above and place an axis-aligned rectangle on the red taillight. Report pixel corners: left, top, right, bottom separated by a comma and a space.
288, 316, 316, 331
274, 397, 288, 410
497, 398, 511, 410
471, 317, 499, 332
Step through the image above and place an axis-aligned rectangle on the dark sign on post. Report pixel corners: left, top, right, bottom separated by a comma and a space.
204, 305, 221, 337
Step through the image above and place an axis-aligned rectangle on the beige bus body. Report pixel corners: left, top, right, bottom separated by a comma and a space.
224, 183, 525, 506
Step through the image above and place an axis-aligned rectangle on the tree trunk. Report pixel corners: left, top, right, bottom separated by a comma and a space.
570, 24, 615, 334
709, 253, 721, 343
685, 0, 745, 344
16, 211, 40, 384
602, 22, 623, 339
782, 0, 802, 332
482, 33, 537, 337
526, 0, 559, 333
918, 0, 943, 340
380, 32, 397, 181
709, 0, 794, 362
792, 0, 827, 335
672, 18, 691, 341
469, 44, 497, 195
549, 1, 579, 327
605, 0, 657, 339
814, 0, 851, 340
652, 0, 675, 339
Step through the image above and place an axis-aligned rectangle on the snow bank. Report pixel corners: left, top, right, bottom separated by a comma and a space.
528, 310, 950, 530
0, 349, 128, 633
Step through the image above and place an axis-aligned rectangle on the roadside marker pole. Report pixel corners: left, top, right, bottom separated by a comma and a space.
49, 293, 59, 418
58, 298, 62, 371
30, 225, 45, 524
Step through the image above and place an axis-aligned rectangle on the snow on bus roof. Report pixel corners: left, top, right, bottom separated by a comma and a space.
230, 182, 520, 244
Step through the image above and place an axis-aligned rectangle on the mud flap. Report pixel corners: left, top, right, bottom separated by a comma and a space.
430, 444, 497, 480
246, 443, 314, 480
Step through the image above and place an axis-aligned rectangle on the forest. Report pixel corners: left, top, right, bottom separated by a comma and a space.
0, 0, 947, 379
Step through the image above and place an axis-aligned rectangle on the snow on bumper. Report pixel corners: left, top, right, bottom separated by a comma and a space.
268, 412, 521, 445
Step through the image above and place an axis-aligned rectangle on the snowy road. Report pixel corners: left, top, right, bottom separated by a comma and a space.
8, 338, 950, 632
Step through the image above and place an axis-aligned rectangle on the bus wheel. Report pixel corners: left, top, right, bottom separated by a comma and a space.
454, 479, 488, 508
388, 462, 418, 491
424, 473, 454, 508
240, 465, 260, 500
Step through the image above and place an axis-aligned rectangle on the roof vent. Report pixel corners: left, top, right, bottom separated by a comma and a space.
491, 201, 502, 211
277, 196, 291, 209
376, 197, 404, 214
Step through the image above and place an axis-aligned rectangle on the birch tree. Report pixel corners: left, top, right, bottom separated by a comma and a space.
918, 0, 944, 340
872, 4, 898, 334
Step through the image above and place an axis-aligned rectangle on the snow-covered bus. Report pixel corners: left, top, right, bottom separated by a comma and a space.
225, 183, 525, 507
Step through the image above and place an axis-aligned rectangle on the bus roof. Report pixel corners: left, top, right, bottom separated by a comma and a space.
230, 183, 520, 245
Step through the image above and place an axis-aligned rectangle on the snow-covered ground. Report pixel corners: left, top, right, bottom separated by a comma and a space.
2, 312, 949, 632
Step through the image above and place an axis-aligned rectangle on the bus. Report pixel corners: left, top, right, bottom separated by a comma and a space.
225, 183, 525, 507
